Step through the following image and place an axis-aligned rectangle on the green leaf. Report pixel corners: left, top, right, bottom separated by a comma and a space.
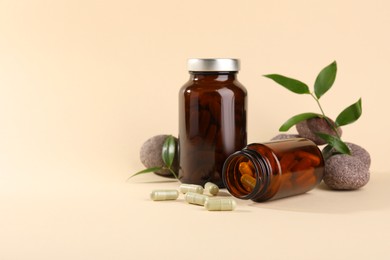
279, 113, 322, 131
322, 144, 334, 160
162, 135, 176, 168
128, 167, 163, 180
335, 98, 362, 127
322, 144, 345, 160
314, 61, 337, 99
315, 133, 351, 155
264, 74, 310, 94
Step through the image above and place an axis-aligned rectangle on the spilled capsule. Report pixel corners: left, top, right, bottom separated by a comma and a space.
204, 198, 236, 211
204, 182, 219, 196
179, 184, 204, 194
150, 189, 179, 201
185, 192, 209, 206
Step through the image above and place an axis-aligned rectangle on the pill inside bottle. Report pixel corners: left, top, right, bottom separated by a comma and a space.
222, 138, 324, 202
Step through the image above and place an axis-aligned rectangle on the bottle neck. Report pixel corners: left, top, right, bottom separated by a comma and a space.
222, 148, 271, 200
189, 71, 238, 82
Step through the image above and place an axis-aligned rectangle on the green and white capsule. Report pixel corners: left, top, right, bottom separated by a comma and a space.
185, 192, 209, 206
204, 198, 236, 211
150, 189, 179, 201
204, 182, 219, 196
179, 184, 204, 194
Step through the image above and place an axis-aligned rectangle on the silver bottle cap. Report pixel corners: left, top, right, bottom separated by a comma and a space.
187, 58, 240, 72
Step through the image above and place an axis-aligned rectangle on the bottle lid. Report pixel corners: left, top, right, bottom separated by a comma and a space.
187, 58, 240, 72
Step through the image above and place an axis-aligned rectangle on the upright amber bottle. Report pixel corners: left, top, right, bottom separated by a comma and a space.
222, 138, 324, 201
178, 59, 247, 187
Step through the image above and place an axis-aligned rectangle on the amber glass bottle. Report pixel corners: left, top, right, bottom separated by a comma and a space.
178, 59, 247, 187
222, 138, 324, 201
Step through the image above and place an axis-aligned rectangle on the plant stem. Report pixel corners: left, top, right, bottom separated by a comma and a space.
166, 167, 179, 180
310, 93, 341, 139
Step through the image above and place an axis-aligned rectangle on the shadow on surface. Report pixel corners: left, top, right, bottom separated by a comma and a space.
246, 171, 390, 214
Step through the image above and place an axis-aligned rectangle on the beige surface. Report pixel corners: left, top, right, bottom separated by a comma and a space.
1, 173, 390, 260
1, 0, 390, 259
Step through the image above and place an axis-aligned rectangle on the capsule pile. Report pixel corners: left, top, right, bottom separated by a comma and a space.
150, 182, 236, 211
278, 150, 321, 192
236, 149, 321, 196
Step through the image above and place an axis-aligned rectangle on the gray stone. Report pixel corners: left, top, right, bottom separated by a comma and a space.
270, 134, 301, 141
324, 154, 370, 190
139, 135, 178, 177
296, 117, 342, 145
331, 142, 371, 170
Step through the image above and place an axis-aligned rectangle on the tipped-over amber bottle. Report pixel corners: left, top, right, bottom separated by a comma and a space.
222, 138, 324, 201
178, 58, 247, 187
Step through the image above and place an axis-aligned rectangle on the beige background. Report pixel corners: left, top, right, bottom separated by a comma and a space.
1, 0, 389, 259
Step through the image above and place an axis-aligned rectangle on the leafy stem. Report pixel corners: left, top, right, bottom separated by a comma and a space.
310, 92, 326, 117
167, 167, 179, 180
309, 92, 341, 139
264, 60, 362, 155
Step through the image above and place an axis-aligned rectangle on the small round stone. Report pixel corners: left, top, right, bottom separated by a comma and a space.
296, 117, 342, 145
271, 134, 301, 141
324, 154, 370, 190
325, 142, 371, 170
139, 135, 178, 177
347, 143, 371, 168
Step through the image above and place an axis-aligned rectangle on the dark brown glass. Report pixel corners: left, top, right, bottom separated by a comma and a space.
178, 72, 247, 187
222, 138, 324, 201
